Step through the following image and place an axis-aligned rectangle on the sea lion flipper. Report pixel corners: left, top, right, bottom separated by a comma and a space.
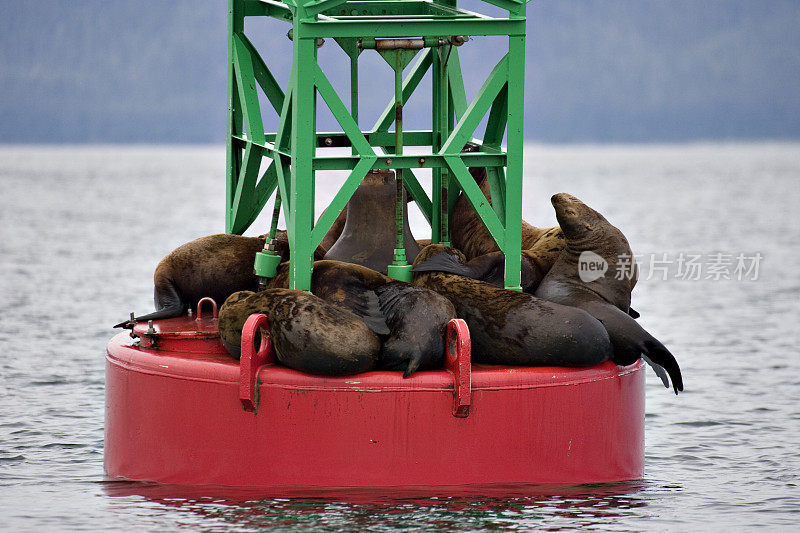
643, 340, 684, 395
628, 307, 640, 319
338, 285, 390, 336
641, 354, 670, 389
412, 252, 474, 278
112, 304, 184, 328
113, 279, 186, 328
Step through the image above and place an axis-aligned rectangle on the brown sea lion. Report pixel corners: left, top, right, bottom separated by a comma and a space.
268, 260, 455, 376
535, 193, 682, 394
318, 207, 347, 254
218, 289, 380, 375
451, 149, 565, 262
411, 244, 614, 367
323, 169, 421, 273
412, 248, 542, 293
413, 247, 641, 319
113, 231, 325, 328
373, 283, 455, 377
318, 185, 421, 254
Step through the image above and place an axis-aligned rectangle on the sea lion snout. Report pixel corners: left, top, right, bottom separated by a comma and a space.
551, 193, 576, 206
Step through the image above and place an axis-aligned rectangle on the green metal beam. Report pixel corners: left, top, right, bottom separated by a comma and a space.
446, 47, 468, 120
237, 32, 285, 114
315, 64, 375, 156
444, 155, 505, 247
372, 48, 433, 133
311, 152, 506, 171
301, 18, 526, 38
232, 33, 266, 145
229, 143, 264, 234
226, 0, 529, 291
310, 156, 375, 249
440, 54, 508, 155
502, 32, 526, 291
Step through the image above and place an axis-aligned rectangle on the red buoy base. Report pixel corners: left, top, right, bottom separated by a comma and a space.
105, 318, 644, 488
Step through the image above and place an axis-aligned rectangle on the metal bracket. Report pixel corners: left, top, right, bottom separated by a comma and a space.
239, 313, 276, 412
445, 318, 472, 417
196, 297, 218, 321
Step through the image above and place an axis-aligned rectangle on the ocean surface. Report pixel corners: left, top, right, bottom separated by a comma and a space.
0, 143, 798, 530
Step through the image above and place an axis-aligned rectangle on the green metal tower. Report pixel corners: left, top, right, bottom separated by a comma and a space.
226, 0, 527, 291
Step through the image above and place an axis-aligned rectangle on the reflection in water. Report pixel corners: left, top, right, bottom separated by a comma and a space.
102, 480, 648, 531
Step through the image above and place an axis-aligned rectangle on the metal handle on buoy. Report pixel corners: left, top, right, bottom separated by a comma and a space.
196, 297, 218, 321
445, 318, 472, 418
239, 313, 275, 412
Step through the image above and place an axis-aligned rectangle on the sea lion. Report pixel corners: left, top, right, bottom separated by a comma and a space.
318, 207, 347, 254
113, 231, 325, 328
268, 260, 455, 376
451, 146, 565, 262
323, 169, 421, 273
318, 186, 421, 254
413, 247, 641, 319
374, 283, 456, 377
535, 193, 683, 394
412, 244, 614, 367
218, 289, 380, 375
413, 249, 540, 292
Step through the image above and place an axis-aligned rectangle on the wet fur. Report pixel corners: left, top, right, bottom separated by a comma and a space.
218, 289, 379, 375
535, 193, 683, 393
412, 245, 613, 367
113, 231, 325, 328
451, 147, 566, 265
268, 260, 454, 376
375, 283, 455, 377
323, 170, 421, 273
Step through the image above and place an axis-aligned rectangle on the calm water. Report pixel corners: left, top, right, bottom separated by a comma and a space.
0, 143, 798, 530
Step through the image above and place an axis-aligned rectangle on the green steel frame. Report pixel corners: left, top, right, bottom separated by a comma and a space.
226, 0, 528, 291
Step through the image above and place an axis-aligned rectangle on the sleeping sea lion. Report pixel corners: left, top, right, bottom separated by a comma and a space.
268, 260, 455, 376
535, 193, 683, 394
374, 282, 455, 377
411, 244, 614, 367
218, 289, 380, 375
413, 247, 641, 319
113, 231, 325, 328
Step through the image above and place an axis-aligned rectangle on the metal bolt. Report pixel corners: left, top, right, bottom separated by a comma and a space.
418, 157, 426, 166
385, 158, 392, 165
146, 320, 155, 335
324, 137, 333, 146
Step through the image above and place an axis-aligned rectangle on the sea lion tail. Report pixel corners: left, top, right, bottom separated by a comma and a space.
403, 356, 422, 378
642, 340, 683, 395
112, 304, 185, 329
640, 355, 670, 389
113, 281, 186, 328
412, 252, 472, 278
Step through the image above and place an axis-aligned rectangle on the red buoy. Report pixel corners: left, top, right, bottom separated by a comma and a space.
105, 309, 644, 487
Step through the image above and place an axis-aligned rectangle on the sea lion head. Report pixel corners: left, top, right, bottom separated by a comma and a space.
550, 193, 607, 242
549, 193, 639, 299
